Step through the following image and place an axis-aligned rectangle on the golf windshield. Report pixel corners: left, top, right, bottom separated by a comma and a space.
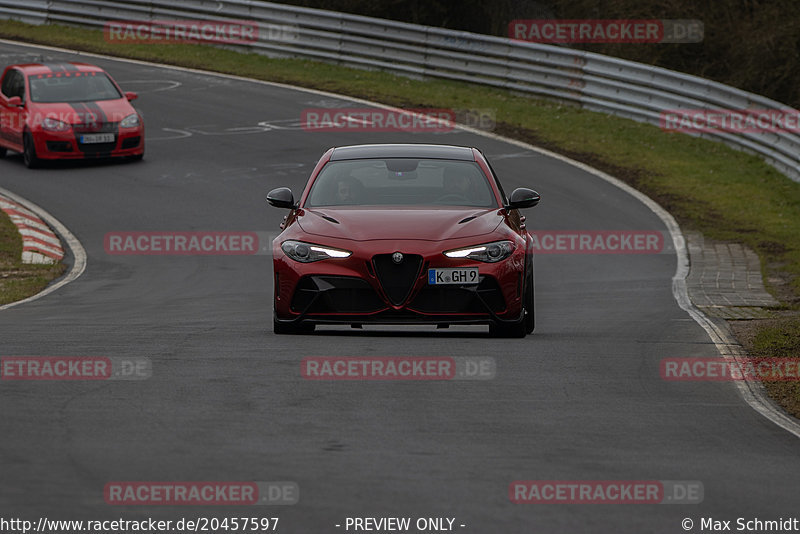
29, 72, 122, 103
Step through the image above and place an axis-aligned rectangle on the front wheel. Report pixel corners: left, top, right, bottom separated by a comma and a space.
23, 133, 39, 169
489, 316, 527, 338
490, 266, 533, 338
524, 266, 535, 334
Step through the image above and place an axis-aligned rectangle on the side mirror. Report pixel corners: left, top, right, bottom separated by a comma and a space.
267, 187, 296, 209
507, 188, 540, 209
7, 96, 22, 107
125, 91, 138, 102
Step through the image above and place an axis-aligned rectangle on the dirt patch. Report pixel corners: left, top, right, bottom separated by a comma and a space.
730, 317, 800, 419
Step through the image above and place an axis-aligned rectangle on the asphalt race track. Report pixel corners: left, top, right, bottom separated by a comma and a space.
1, 41, 798, 533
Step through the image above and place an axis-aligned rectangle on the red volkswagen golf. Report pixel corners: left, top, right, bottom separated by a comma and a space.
268, 144, 540, 337
0, 62, 144, 168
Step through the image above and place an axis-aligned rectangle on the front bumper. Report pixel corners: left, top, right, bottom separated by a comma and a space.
33, 124, 144, 160
273, 238, 526, 326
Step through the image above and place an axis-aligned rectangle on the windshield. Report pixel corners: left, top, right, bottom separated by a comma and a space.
306, 158, 497, 208
28, 72, 122, 103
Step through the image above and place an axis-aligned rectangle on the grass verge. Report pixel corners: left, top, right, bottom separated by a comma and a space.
1, 19, 799, 416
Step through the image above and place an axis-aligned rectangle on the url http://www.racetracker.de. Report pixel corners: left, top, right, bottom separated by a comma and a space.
0, 516, 280, 533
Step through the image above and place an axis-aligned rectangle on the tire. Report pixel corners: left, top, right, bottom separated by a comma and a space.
0, 146, 7, 158
23, 132, 39, 169
524, 263, 535, 335
274, 315, 315, 335
490, 262, 533, 338
489, 316, 527, 338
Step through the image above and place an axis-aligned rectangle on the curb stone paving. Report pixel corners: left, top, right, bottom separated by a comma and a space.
0, 194, 64, 264
685, 231, 779, 319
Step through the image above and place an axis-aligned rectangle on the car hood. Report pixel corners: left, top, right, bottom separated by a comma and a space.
296, 207, 504, 241
30, 99, 135, 125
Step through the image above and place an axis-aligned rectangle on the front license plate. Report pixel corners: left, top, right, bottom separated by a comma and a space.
79, 133, 115, 144
428, 268, 479, 285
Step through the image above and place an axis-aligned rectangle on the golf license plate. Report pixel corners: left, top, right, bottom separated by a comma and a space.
79, 133, 115, 144
428, 268, 479, 285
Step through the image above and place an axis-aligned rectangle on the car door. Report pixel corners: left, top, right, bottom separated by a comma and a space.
0, 68, 26, 151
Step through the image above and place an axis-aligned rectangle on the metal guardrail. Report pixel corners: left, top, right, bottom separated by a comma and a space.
1, 0, 799, 181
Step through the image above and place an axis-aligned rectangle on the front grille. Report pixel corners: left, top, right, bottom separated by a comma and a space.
74, 121, 117, 134
76, 142, 116, 155
372, 253, 423, 306
410, 276, 506, 314
74, 122, 119, 155
291, 276, 385, 314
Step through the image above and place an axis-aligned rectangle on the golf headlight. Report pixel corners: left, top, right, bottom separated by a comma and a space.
42, 118, 70, 132
120, 113, 140, 128
281, 240, 352, 263
444, 240, 515, 263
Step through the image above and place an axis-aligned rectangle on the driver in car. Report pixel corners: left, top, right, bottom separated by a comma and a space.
441, 168, 477, 203
335, 177, 361, 204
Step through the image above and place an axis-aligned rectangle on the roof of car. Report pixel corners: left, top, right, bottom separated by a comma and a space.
11, 62, 105, 76
329, 144, 475, 161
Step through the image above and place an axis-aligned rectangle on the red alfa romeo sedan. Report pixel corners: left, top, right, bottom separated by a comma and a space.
0, 62, 144, 168
267, 144, 540, 337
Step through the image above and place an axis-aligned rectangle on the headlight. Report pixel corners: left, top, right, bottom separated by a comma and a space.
120, 113, 140, 128
42, 118, 70, 132
281, 240, 352, 263
444, 240, 515, 263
